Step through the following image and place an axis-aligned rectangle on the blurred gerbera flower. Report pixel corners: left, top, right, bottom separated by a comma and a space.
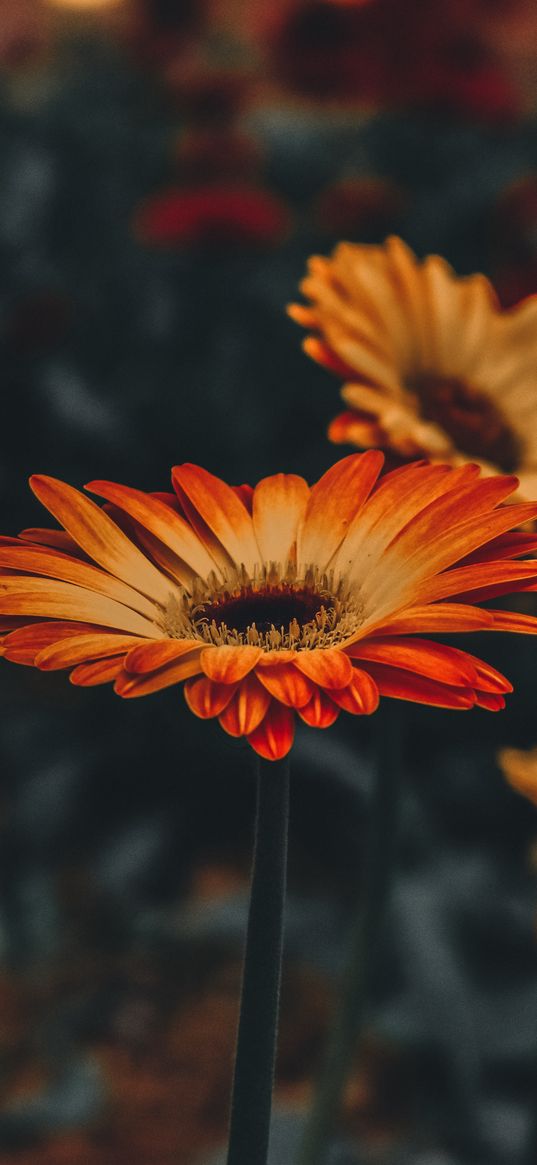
2, 456, 537, 760
498, 745, 537, 807
289, 236, 537, 498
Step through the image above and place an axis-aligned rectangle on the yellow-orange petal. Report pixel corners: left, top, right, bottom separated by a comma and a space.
124, 638, 201, 675
295, 647, 353, 688
200, 644, 262, 684
329, 668, 379, 715
252, 473, 309, 566
298, 451, 383, 571
0, 578, 162, 638
412, 560, 537, 605
369, 603, 494, 636
30, 476, 172, 606
0, 545, 160, 620
298, 688, 340, 728
85, 480, 217, 583
114, 651, 202, 697
184, 675, 238, 719
246, 701, 295, 760
36, 633, 146, 670
218, 673, 271, 736
172, 463, 260, 573
70, 657, 125, 686
20, 528, 87, 556
3, 620, 104, 664
254, 660, 315, 708
347, 637, 479, 687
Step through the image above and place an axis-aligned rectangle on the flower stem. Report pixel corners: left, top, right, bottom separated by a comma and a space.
226, 754, 291, 1165
296, 706, 400, 1165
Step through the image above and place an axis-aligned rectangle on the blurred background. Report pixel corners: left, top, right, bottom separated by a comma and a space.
1, 1, 537, 1162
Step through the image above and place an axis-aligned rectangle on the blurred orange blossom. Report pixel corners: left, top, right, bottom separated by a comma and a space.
1, 455, 537, 759
289, 237, 537, 499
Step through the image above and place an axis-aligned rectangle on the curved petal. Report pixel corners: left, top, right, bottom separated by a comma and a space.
172, 464, 260, 573
114, 650, 202, 697
329, 668, 379, 714
475, 692, 506, 711
368, 603, 494, 636
184, 675, 238, 719
36, 633, 146, 671
252, 474, 309, 566
30, 476, 173, 605
85, 480, 216, 582
124, 638, 202, 674
3, 620, 104, 664
0, 545, 161, 620
360, 661, 475, 709
200, 644, 262, 683
347, 637, 479, 687
218, 673, 271, 736
255, 661, 315, 708
487, 609, 537, 634
246, 701, 295, 760
70, 657, 125, 686
20, 528, 87, 556
0, 578, 162, 637
295, 647, 353, 688
298, 687, 340, 728
297, 451, 384, 571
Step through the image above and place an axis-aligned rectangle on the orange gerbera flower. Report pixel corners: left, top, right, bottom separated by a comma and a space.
289, 236, 537, 497
2, 455, 537, 761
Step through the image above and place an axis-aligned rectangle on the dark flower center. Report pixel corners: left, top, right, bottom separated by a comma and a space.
195, 586, 329, 636
410, 374, 521, 472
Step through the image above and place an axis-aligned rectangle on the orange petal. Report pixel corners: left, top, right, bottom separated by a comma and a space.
0, 578, 162, 638
184, 674, 238, 718
295, 647, 353, 688
488, 609, 537, 634
124, 638, 201, 674
30, 476, 173, 606
301, 336, 357, 379
475, 692, 506, 711
360, 662, 475, 709
233, 484, 254, 513
246, 701, 295, 760
329, 668, 379, 714
172, 464, 260, 573
252, 473, 309, 566
36, 633, 146, 670
200, 644, 262, 683
19, 528, 87, 556
413, 560, 537, 604
254, 660, 315, 708
298, 687, 340, 728
458, 532, 537, 566
347, 637, 479, 687
368, 603, 494, 636
217, 673, 271, 736
70, 657, 125, 686
114, 651, 202, 697
85, 480, 216, 583
298, 451, 384, 571
3, 620, 104, 664
0, 545, 161, 620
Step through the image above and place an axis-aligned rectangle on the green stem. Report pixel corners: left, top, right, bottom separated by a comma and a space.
296, 706, 400, 1165
226, 754, 290, 1165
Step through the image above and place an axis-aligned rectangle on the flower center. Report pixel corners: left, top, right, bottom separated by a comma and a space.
164, 566, 364, 651
410, 374, 522, 472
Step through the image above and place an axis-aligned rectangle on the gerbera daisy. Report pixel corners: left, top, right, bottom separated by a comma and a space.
2, 454, 537, 761
289, 236, 537, 497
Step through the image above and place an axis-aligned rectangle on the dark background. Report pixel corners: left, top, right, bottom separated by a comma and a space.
1, 2, 537, 1162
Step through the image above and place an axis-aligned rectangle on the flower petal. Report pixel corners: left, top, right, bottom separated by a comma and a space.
30, 476, 173, 605
298, 687, 340, 728
200, 644, 262, 683
246, 701, 295, 760
3, 620, 104, 664
85, 480, 217, 582
20, 528, 87, 556
124, 638, 202, 674
218, 673, 271, 736
329, 668, 379, 714
475, 692, 506, 711
368, 603, 494, 636
184, 675, 238, 719
0, 578, 162, 637
298, 451, 384, 570
255, 661, 315, 708
360, 662, 475, 709
295, 647, 353, 688
70, 657, 125, 686
252, 473, 309, 566
488, 609, 537, 634
347, 637, 480, 686
0, 545, 161, 620
36, 633, 146, 670
172, 464, 260, 573
114, 651, 202, 697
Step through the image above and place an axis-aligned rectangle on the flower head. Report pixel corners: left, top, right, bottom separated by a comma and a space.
289, 236, 537, 498
2, 455, 537, 760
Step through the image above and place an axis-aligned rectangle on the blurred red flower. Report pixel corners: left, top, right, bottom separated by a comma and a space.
133, 185, 291, 247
